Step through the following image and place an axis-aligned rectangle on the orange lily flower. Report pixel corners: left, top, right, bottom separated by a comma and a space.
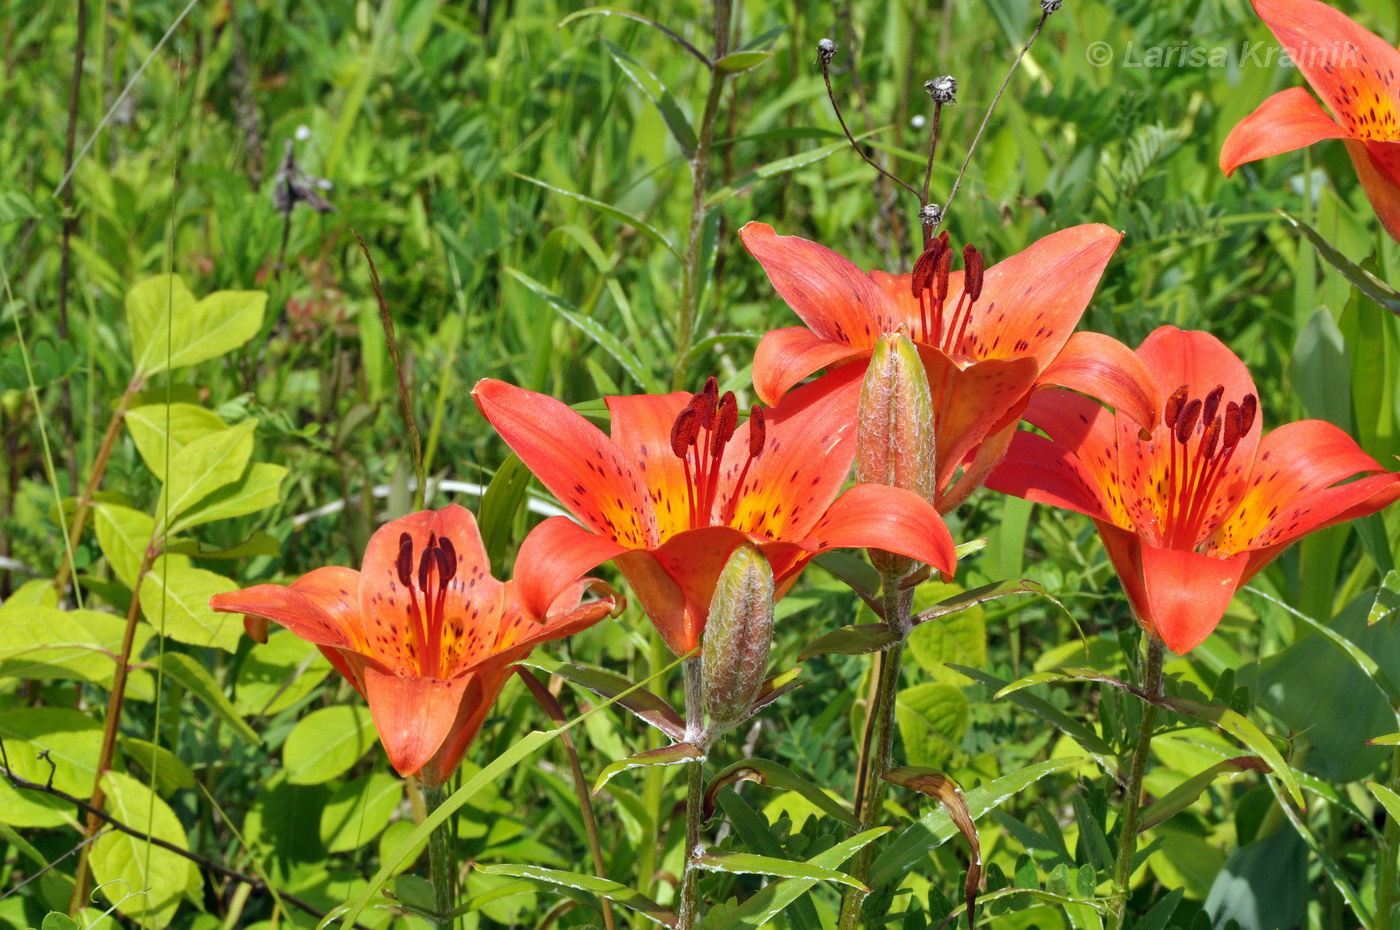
739, 222, 1157, 511
1221, 0, 1400, 240
209, 504, 615, 786
988, 326, 1400, 654
472, 368, 958, 655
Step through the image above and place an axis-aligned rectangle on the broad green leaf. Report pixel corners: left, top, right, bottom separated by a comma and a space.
705, 758, 855, 825
476, 863, 677, 926
868, 757, 1083, 889
0, 606, 151, 686
593, 742, 703, 795
127, 275, 267, 376
600, 37, 697, 157
908, 582, 987, 686
40, 913, 79, 930
118, 737, 197, 794
234, 630, 331, 717
713, 50, 772, 73
165, 531, 281, 561
478, 453, 532, 565
94, 503, 154, 589
166, 463, 287, 534
283, 705, 377, 784
697, 829, 890, 930
512, 174, 679, 257
140, 556, 241, 651
1366, 781, 1400, 825
123, 403, 228, 481
4, 578, 60, 607
154, 419, 256, 532
0, 710, 103, 829
797, 623, 897, 661
895, 683, 968, 769
156, 651, 260, 744
697, 850, 864, 889
320, 773, 402, 852
90, 771, 201, 928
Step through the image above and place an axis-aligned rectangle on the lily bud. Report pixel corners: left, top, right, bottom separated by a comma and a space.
702, 544, 775, 733
856, 333, 936, 575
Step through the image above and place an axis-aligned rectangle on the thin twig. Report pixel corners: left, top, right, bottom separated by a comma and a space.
350, 229, 426, 510
820, 55, 920, 203
0, 739, 370, 929
920, 102, 944, 207
933, 12, 1049, 234
56, 0, 87, 495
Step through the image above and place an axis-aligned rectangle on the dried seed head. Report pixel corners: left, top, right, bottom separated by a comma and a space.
925, 75, 958, 104
702, 545, 775, 731
1040, 0, 1062, 13
919, 203, 944, 227
817, 38, 837, 65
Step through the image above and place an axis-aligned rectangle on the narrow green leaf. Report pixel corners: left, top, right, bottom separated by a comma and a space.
1369, 570, 1399, 625
1158, 697, 1305, 809
797, 623, 897, 662
523, 654, 684, 738
593, 742, 703, 795
476, 863, 677, 926
1280, 210, 1400, 315
705, 131, 886, 209
951, 666, 1118, 773
1138, 757, 1264, 832
913, 579, 1060, 627
512, 174, 680, 257
697, 850, 865, 889
713, 50, 772, 73
705, 758, 854, 825
1366, 781, 1400, 825
155, 652, 260, 744
599, 38, 697, 156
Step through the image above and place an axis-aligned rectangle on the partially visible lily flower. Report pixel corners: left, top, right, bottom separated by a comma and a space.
472, 368, 957, 655
988, 326, 1400, 654
739, 222, 1156, 511
1221, 0, 1400, 240
210, 504, 616, 786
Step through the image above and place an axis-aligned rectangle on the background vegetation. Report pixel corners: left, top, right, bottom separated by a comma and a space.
2, 0, 1398, 928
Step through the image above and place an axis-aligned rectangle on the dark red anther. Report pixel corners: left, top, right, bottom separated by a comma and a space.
1175, 398, 1202, 445
1200, 418, 1221, 460
1163, 384, 1188, 430
418, 532, 437, 590
395, 533, 414, 587
934, 246, 953, 304
696, 379, 718, 429
714, 392, 738, 449
1201, 385, 1225, 426
963, 244, 984, 302
670, 407, 699, 458
1238, 393, 1258, 436
435, 536, 457, 583
748, 405, 766, 457
1222, 402, 1242, 450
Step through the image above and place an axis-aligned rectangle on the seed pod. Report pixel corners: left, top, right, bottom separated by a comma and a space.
856, 333, 936, 576
702, 544, 775, 732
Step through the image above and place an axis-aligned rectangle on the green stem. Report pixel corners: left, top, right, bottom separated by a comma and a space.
1107, 635, 1165, 930
672, 0, 732, 390
678, 657, 707, 930
838, 574, 911, 930
422, 782, 456, 926
1378, 745, 1400, 930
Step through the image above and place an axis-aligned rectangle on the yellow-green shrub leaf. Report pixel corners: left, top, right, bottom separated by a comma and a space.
127, 275, 266, 376
90, 771, 201, 928
283, 705, 378, 785
94, 503, 154, 589
154, 420, 256, 532
320, 773, 403, 852
139, 556, 241, 651
123, 403, 228, 481
166, 463, 286, 534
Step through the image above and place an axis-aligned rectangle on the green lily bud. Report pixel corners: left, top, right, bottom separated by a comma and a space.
856, 332, 936, 576
702, 544, 775, 733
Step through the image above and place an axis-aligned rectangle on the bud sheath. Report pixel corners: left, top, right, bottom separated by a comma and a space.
702, 544, 775, 732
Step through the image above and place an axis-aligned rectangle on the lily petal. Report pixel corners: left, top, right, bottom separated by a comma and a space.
474, 379, 659, 547
805, 484, 958, 577
514, 515, 630, 621
1346, 140, 1400, 241
752, 326, 865, 406
418, 669, 512, 788
1252, 0, 1400, 138
606, 391, 694, 539
739, 221, 900, 346
210, 565, 364, 652
1138, 540, 1249, 655
966, 224, 1122, 370
623, 526, 752, 654
922, 348, 1041, 493
1039, 331, 1160, 432
1221, 87, 1349, 175
986, 431, 1113, 522
362, 667, 472, 778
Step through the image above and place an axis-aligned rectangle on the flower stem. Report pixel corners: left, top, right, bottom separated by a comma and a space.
672, 0, 732, 391
1107, 634, 1165, 930
678, 657, 707, 930
838, 574, 911, 930
422, 782, 456, 926
1378, 745, 1400, 930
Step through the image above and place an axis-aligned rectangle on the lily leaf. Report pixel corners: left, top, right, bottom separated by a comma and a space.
913, 579, 1062, 627
1138, 757, 1265, 832
704, 758, 854, 825
696, 850, 864, 889
475, 863, 676, 927
522, 654, 684, 739
1156, 696, 1304, 810
884, 766, 982, 926
593, 742, 703, 796
1280, 210, 1400, 316
797, 624, 897, 662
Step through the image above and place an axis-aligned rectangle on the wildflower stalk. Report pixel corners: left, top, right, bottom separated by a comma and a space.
677, 656, 707, 930
422, 782, 456, 925
673, 0, 732, 390
1106, 634, 1164, 930
1379, 745, 1400, 930
837, 574, 912, 930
